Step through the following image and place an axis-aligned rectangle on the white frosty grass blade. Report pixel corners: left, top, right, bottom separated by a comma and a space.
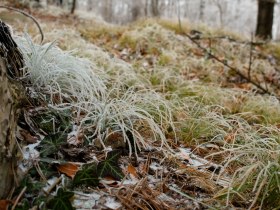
44, 28, 147, 88
16, 34, 175, 155
207, 124, 280, 208
16, 35, 107, 104
51, 87, 175, 155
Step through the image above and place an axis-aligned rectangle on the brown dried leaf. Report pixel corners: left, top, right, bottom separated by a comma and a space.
0, 200, 11, 210
19, 129, 39, 143
127, 164, 138, 178
57, 163, 79, 179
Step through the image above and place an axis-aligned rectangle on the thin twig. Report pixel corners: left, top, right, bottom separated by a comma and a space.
248, 33, 254, 80
177, 18, 279, 99
11, 186, 27, 210
192, 35, 267, 46
44, 175, 63, 195
169, 186, 217, 210
0, 5, 44, 43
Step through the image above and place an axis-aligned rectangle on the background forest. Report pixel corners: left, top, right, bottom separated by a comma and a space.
28, 0, 280, 39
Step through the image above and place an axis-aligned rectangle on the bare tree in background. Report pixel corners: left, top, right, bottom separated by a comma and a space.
131, 1, 142, 22
212, 0, 225, 26
70, 0, 76, 14
87, 0, 93, 11
199, 0, 205, 21
256, 0, 275, 39
151, 0, 159, 17
145, 0, 149, 17
103, 0, 113, 22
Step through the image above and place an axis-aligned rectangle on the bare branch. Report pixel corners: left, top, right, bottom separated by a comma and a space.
248, 33, 254, 80
0, 5, 44, 43
177, 18, 278, 99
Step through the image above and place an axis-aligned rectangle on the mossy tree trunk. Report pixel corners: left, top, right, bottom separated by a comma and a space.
0, 57, 18, 198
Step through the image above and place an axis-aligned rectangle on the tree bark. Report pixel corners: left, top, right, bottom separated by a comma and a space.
256, 0, 275, 39
70, 0, 76, 14
151, 0, 159, 17
0, 20, 24, 199
199, 0, 205, 21
103, 0, 113, 22
0, 57, 18, 199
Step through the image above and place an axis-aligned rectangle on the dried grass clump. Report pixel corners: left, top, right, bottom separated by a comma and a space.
175, 83, 280, 124
54, 86, 175, 155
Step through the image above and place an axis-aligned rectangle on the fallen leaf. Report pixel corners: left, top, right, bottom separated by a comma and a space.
0, 200, 11, 210
57, 163, 79, 179
127, 164, 138, 178
100, 177, 119, 186
19, 129, 39, 143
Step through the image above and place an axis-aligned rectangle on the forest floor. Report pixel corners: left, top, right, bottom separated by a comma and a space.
1, 4, 280, 210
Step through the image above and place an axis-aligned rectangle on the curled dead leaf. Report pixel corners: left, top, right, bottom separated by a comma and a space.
0, 200, 11, 210
57, 163, 79, 179
127, 164, 138, 178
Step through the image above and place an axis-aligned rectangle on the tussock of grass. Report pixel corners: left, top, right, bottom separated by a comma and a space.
208, 125, 280, 209
68, 87, 174, 154
119, 22, 189, 55
177, 99, 231, 143
17, 34, 174, 155
17, 35, 106, 104
241, 95, 280, 124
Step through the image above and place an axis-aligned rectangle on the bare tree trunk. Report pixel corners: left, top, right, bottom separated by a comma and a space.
0, 20, 24, 199
214, 0, 224, 26
145, 0, 149, 17
131, 2, 142, 22
87, 0, 93, 11
199, 0, 205, 21
151, 0, 159, 17
70, 0, 76, 14
256, 0, 275, 39
103, 0, 113, 22
0, 57, 18, 199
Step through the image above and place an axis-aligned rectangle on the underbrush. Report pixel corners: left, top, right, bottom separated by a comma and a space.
16, 35, 175, 156
209, 124, 280, 209
8, 14, 280, 209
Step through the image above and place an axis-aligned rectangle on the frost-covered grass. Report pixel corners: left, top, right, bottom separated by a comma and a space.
17, 34, 175, 155
11, 14, 280, 209
17, 35, 106, 104
208, 124, 280, 209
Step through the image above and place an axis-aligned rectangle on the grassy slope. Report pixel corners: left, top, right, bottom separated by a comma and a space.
2, 7, 280, 209
77, 18, 280, 209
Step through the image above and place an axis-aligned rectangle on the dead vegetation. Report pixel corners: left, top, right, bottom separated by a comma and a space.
1, 5, 280, 210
